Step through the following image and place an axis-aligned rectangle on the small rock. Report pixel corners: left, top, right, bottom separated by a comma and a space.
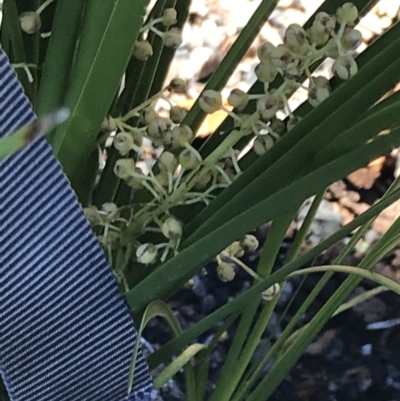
350, 287, 387, 323
306, 329, 336, 356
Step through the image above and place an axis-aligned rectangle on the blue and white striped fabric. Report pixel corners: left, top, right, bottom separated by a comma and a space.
0, 49, 156, 401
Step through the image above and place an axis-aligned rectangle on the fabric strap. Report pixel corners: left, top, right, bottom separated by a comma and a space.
0, 49, 156, 401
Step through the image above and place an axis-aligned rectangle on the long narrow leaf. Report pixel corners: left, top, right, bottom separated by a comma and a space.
50, 0, 149, 201
0, 108, 70, 160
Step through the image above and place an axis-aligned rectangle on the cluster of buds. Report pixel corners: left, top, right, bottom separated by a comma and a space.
196, 3, 361, 158
134, 7, 183, 61
83, 203, 124, 254
84, 202, 120, 225
215, 235, 281, 302
105, 74, 245, 203
215, 234, 259, 282
135, 215, 183, 264
83, 3, 363, 288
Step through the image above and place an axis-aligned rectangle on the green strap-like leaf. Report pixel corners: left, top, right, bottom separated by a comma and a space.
0, 108, 70, 160
154, 343, 205, 389
50, 0, 149, 201
36, 0, 86, 116
127, 299, 182, 394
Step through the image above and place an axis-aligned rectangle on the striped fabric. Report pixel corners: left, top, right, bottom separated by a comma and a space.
0, 49, 156, 401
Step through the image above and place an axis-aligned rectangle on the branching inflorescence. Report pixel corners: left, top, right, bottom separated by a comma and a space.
80, 3, 362, 294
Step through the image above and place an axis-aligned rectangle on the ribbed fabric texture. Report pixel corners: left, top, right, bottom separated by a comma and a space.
0, 49, 156, 401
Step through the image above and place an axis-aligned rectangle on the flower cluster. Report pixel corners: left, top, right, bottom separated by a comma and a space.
83, 3, 362, 291
133, 8, 183, 61
198, 3, 361, 157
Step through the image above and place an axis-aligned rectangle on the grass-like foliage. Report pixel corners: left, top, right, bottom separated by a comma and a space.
2, 0, 400, 399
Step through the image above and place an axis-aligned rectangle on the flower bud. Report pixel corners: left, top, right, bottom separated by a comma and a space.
101, 202, 119, 222
19, 11, 41, 34
136, 243, 158, 264
312, 75, 331, 89
152, 136, 164, 147
222, 149, 239, 169
158, 151, 178, 173
336, 3, 358, 25
130, 128, 144, 146
308, 25, 329, 47
140, 107, 157, 125
284, 24, 307, 48
290, 42, 312, 56
126, 168, 145, 189
179, 149, 200, 170
169, 78, 187, 93
270, 117, 286, 136
254, 60, 278, 83
239, 234, 259, 252
194, 170, 212, 189
114, 158, 135, 179
199, 90, 222, 114
253, 136, 274, 156
98, 231, 119, 250
332, 55, 358, 80
269, 45, 294, 68
162, 130, 173, 147
225, 241, 245, 258
308, 86, 330, 107
133, 40, 153, 61
171, 125, 194, 148
228, 89, 249, 111
341, 28, 362, 50
162, 27, 183, 48
114, 132, 134, 156
161, 216, 183, 239
217, 167, 235, 184
313, 12, 336, 34
101, 116, 117, 132
84, 205, 103, 226
155, 170, 169, 187
169, 105, 187, 123
257, 94, 279, 121
217, 262, 236, 282
147, 117, 172, 139
269, 88, 285, 108
326, 44, 340, 59
262, 283, 280, 301
257, 42, 275, 63
162, 8, 178, 26
282, 63, 302, 82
